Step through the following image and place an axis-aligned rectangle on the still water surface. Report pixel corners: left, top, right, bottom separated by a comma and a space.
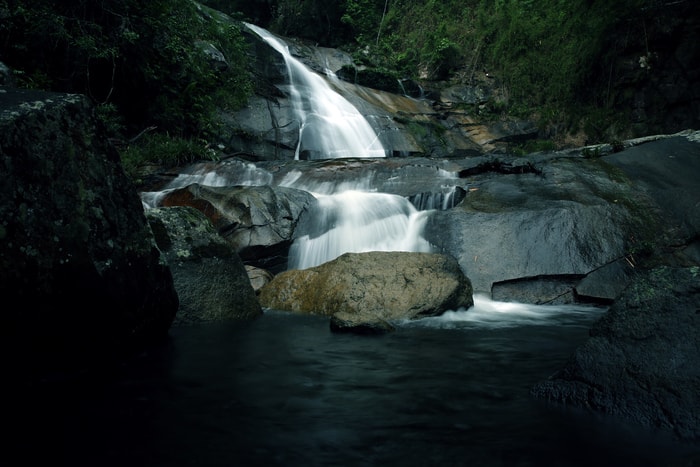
20, 298, 699, 466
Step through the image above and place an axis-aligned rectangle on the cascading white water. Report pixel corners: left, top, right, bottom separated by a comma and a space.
139, 160, 274, 209
245, 23, 386, 160
287, 190, 434, 270
142, 25, 442, 270
241, 23, 434, 269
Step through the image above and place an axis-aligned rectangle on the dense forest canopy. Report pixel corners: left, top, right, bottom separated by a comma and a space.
0, 0, 695, 165
204, 0, 655, 102
0, 0, 251, 138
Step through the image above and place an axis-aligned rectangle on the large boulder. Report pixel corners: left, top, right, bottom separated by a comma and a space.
146, 206, 262, 325
424, 155, 654, 299
258, 251, 473, 329
528, 133, 700, 440
604, 132, 700, 254
159, 183, 316, 272
0, 89, 178, 377
423, 132, 700, 302
531, 266, 700, 440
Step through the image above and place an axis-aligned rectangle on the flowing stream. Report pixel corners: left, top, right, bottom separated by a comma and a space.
108, 24, 700, 466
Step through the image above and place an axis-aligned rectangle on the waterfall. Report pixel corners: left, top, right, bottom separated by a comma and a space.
240, 23, 433, 270
287, 190, 434, 270
140, 156, 442, 270
143, 25, 443, 270
245, 23, 386, 160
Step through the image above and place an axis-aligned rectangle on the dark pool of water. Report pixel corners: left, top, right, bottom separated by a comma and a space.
9, 301, 700, 467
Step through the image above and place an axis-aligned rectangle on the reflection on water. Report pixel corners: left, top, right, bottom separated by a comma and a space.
12, 300, 699, 467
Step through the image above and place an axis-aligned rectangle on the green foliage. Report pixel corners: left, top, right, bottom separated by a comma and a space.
269, 0, 352, 46
512, 139, 557, 156
341, 0, 385, 44
581, 146, 602, 159
581, 105, 629, 143
373, 0, 477, 80
0, 0, 252, 141
96, 103, 126, 138
338, 65, 402, 93
475, 0, 609, 108
119, 133, 218, 179
198, 0, 272, 23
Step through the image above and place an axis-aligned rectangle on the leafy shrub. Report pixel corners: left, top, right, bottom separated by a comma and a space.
0, 0, 252, 141
338, 65, 402, 93
513, 139, 557, 156
119, 133, 218, 180
610, 139, 625, 153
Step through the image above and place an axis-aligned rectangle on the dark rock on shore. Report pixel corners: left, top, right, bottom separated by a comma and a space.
529, 133, 700, 440
531, 266, 700, 440
0, 88, 179, 378
146, 206, 262, 325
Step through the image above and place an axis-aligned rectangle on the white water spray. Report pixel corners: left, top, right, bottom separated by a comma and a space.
245, 23, 386, 160
404, 294, 608, 329
139, 160, 274, 209
288, 190, 434, 270
141, 25, 443, 272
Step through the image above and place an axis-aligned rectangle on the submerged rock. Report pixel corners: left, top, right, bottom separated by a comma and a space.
330, 312, 396, 335
258, 251, 473, 326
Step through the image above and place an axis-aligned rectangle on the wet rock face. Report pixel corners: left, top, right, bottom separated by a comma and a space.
0, 89, 178, 376
425, 133, 700, 301
221, 22, 534, 159
159, 183, 317, 272
424, 157, 644, 296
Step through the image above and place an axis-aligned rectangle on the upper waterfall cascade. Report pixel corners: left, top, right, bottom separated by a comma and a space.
245, 23, 386, 160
